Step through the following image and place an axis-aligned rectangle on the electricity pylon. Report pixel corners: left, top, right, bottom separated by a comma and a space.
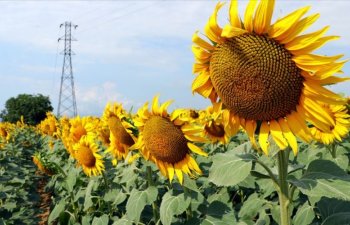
57, 21, 78, 117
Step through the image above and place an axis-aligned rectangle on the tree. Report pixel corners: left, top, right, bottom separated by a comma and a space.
0, 94, 53, 125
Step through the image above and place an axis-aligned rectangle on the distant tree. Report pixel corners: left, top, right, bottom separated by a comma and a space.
0, 94, 53, 125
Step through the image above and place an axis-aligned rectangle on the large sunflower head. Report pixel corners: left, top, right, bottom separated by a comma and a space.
73, 135, 105, 177
132, 96, 208, 184
310, 104, 350, 145
102, 102, 137, 165
192, 0, 349, 155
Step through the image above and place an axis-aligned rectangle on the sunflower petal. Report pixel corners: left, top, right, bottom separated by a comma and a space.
244, 0, 258, 32
281, 13, 320, 44
258, 121, 270, 155
188, 142, 208, 157
286, 26, 329, 51
254, 0, 275, 34
160, 100, 173, 117
278, 118, 298, 155
245, 120, 258, 149
289, 36, 339, 55
205, 2, 225, 43
287, 112, 312, 143
221, 24, 247, 38
192, 72, 211, 93
270, 120, 288, 150
167, 163, 175, 183
174, 163, 184, 185
269, 6, 310, 41
152, 95, 160, 115
229, 0, 241, 28
192, 31, 215, 51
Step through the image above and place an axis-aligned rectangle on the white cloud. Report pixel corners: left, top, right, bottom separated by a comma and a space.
75, 81, 137, 116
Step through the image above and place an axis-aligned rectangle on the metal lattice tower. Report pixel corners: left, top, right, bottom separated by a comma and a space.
57, 21, 78, 117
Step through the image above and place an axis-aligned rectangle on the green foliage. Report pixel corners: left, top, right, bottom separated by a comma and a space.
2, 127, 350, 225
0, 93, 53, 125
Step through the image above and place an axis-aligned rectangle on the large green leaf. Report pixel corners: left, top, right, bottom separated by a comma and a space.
48, 199, 66, 224
321, 213, 350, 225
292, 202, 315, 225
84, 179, 95, 211
317, 197, 350, 220
159, 191, 191, 225
126, 186, 158, 223
208, 150, 252, 187
289, 160, 350, 201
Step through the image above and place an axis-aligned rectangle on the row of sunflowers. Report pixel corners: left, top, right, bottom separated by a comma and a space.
2, 0, 350, 224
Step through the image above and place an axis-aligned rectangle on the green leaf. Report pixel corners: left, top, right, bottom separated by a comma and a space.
321, 212, 350, 225
48, 199, 66, 224
84, 179, 95, 211
201, 215, 237, 225
318, 197, 350, 219
92, 215, 109, 225
160, 191, 191, 225
238, 193, 266, 220
126, 186, 158, 223
209, 151, 252, 187
289, 160, 350, 201
104, 189, 127, 205
293, 202, 315, 225
112, 217, 133, 225
64, 168, 77, 192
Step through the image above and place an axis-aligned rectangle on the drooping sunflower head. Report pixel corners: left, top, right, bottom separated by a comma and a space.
73, 135, 105, 177
192, 0, 349, 155
310, 104, 350, 145
132, 96, 208, 184
102, 102, 137, 165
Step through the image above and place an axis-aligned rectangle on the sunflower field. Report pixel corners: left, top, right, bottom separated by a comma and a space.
1, 0, 350, 225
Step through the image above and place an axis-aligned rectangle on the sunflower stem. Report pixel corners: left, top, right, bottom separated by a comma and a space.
183, 186, 193, 219
277, 149, 291, 225
102, 171, 109, 189
146, 166, 159, 223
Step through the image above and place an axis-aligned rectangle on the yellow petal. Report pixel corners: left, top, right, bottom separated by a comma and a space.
152, 95, 160, 115
270, 120, 288, 150
258, 121, 270, 155
278, 118, 298, 155
289, 36, 339, 55
244, 0, 258, 32
167, 163, 175, 183
187, 142, 208, 157
313, 60, 347, 80
192, 72, 211, 93
221, 24, 248, 38
192, 46, 211, 61
188, 155, 202, 174
193, 63, 209, 74
185, 134, 207, 143
269, 6, 310, 41
245, 120, 257, 149
286, 26, 330, 51
205, 2, 225, 44
280, 13, 320, 44
254, 0, 275, 34
160, 100, 173, 117
195, 80, 214, 98
229, 0, 241, 28
174, 163, 184, 185
156, 161, 166, 177
192, 31, 215, 51
318, 76, 350, 85
302, 96, 335, 126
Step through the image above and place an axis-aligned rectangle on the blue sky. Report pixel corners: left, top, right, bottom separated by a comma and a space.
0, 1, 349, 116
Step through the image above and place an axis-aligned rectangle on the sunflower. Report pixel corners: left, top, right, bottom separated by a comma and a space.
62, 116, 97, 157
132, 96, 208, 184
102, 103, 137, 165
32, 153, 54, 175
310, 104, 350, 145
192, 0, 349, 155
199, 102, 236, 144
37, 112, 59, 138
73, 135, 105, 176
